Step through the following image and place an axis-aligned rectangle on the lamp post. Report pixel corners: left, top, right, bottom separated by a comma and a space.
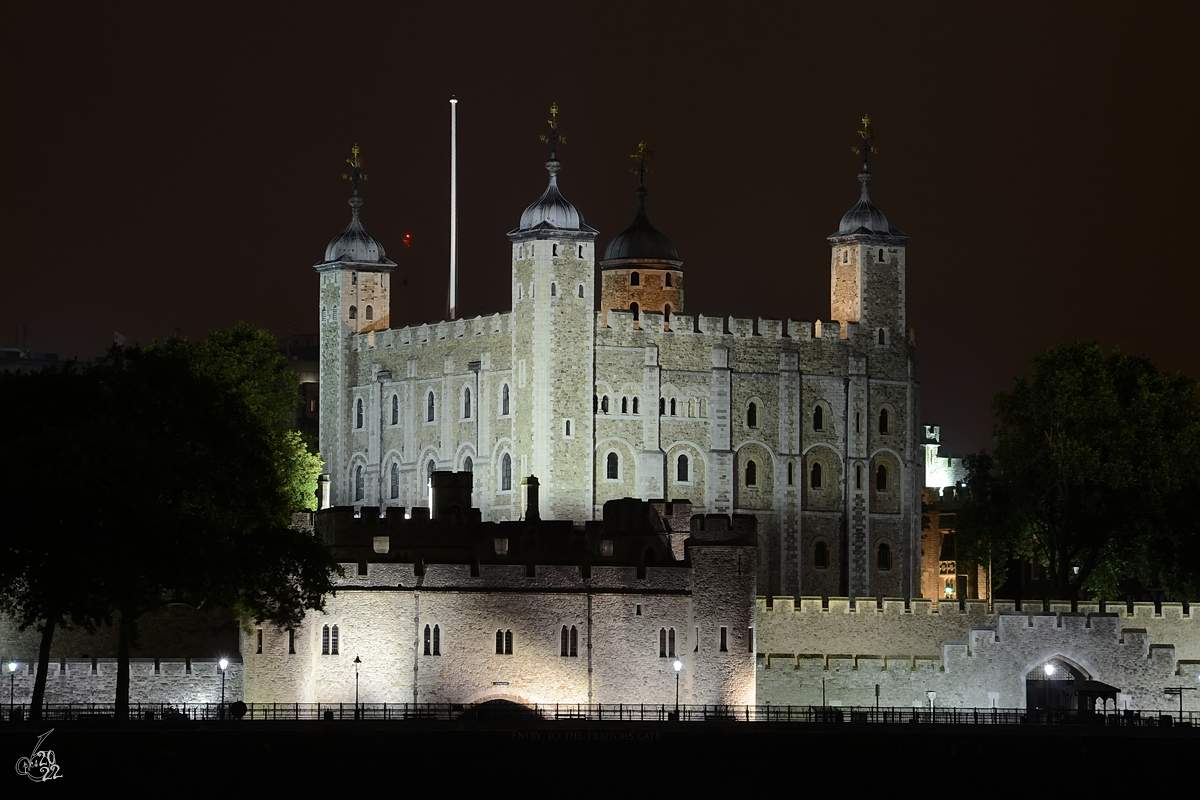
8, 662, 16, 714
672, 659, 682, 720
219, 658, 228, 718
354, 655, 362, 719
926, 690, 936, 721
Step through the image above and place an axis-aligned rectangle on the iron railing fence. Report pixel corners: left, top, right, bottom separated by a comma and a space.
3, 702, 1197, 727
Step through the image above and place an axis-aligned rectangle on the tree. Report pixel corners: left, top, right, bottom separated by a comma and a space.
958, 342, 1200, 601
0, 324, 335, 718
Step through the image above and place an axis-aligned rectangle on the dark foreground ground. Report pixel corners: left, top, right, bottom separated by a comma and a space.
3, 718, 1193, 792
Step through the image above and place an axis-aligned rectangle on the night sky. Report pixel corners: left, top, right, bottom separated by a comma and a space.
4, 2, 1198, 455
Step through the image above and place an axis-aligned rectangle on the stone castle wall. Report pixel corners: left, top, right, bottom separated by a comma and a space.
756, 597, 1200, 710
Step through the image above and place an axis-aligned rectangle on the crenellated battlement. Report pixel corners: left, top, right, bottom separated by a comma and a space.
598, 309, 862, 347
358, 311, 513, 352
755, 594, 1199, 709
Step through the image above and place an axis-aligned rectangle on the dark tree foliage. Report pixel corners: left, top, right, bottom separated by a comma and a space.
0, 324, 334, 718
958, 342, 1200, 602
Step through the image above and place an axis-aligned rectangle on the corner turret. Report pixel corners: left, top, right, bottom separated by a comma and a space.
600, 142, 684, 329
827, 116, 908, 343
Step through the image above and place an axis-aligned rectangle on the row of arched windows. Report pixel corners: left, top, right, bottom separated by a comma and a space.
361, 384, 513, 430
812, 540, 892, 570
629, 271, 673, 287
346, 305, 374, 321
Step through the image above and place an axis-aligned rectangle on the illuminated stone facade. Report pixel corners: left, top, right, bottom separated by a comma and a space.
317, 128, 921, 603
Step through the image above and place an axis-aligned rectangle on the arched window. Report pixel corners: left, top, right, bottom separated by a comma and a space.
876, 464, 888, 491
879, 408, 889, 434
501, 454, 512, 491
814, 541, 829, 569
504, 630, 513, 654
349, 305, 357, 320
355, 465, 365, 501
601, 395, 609, 413
633, 397, 639, 414
390, 462, 399, 499
787, 461, 794, 485
427, 459, 436, 488
424, 624, 432, 655
747, 402, 757, 428
561, 626, 578, 657
427, 392, 436, 422
607, 452, 619, 480
578, 284, 584, 298
659, 397, 665, 415
365, 305, 373, 321
745, 460, 757, 487
630, 302, 639, 321
677, 454, 689, 482
330, 625, 339, 655
356, 398, 364, 428
621, 397, 628, 414
463, 456, 473, 473
564, 419, 571, 436
659, 628, 667, 658
433, 624, 440, 655
501, 384, 510, 416
550, 282, 557, 296
463, 387, 471, 419
391, 395, 398, 425
878, 248, 885, 261
878, 328, 886, 345
665, 273, 672, 287
878, 542, 892, 570
813, 405, 824, 431
670, 398, 677, 416
810, 462, 823, 489
322, 625, 330, 654
631, 272, 640, 286
495, 630, 504, 654
856, 464, 863, 490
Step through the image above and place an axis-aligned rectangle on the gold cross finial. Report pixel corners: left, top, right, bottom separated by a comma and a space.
851, 114, 879, 165
341, 143, 368, 190
629, 141, 653, 189
539, 102, 566, 160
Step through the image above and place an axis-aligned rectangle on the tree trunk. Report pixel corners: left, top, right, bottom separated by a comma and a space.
115, 610, 135, 720
28, 615, 56, 723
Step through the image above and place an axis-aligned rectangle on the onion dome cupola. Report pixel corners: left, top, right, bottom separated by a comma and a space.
600, 142, 682, 269
315, 144, 397, 270
508, 104, 598, 243
600, 142, 685, 328
827, 116, 908, 337
828, 115, 907, 242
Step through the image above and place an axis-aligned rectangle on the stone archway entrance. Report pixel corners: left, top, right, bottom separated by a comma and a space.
1025, 657, 1086, 710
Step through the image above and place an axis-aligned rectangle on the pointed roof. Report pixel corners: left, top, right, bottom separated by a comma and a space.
829, 116, 907, 241
508, 104, 597, 242
601, 142, 682, 268
315, 145, 396, 270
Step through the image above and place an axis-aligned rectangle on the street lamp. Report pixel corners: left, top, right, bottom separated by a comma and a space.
219, 658, 228, 718
673, 659, 682, 719
8, 662, 16, 713
354, 656, 362, 719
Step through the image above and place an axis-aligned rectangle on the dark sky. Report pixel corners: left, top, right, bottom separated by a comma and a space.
4, 2, 1198, 454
